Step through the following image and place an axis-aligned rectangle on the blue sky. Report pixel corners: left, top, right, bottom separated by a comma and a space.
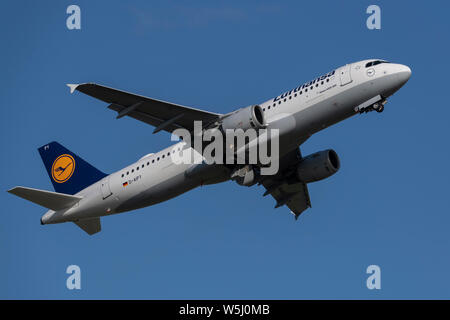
1, 0, 449, 299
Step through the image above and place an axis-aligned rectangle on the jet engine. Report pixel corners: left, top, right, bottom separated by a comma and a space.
220, 105, 266, 131
297, 149, 340, 183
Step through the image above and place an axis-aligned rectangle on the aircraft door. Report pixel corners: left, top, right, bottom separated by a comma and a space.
100, 177, 113, 199
339, 65, 352, 86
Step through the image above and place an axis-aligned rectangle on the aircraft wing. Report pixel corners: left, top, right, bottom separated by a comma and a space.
261, 148, 311, 219
67, 83, 222, 134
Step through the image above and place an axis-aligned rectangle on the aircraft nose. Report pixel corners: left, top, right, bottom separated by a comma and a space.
397, 64, 411, 85
381, 64, 411, 98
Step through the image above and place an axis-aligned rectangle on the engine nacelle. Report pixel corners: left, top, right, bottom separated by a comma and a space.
221, 105, 265, 131
297, 149, 340, 183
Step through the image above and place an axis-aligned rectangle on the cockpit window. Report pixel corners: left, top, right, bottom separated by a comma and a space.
365, 60, 389, 68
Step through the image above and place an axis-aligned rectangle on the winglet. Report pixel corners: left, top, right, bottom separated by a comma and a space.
290, 210, 300, 221
66, 83, 79, 94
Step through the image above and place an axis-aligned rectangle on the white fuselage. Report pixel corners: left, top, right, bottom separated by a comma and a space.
42, 59, 411, 224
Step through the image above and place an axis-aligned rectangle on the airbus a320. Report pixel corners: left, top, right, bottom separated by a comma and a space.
8, 59, 411, 235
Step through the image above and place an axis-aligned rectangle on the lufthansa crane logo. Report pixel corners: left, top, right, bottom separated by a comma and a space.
51, 154, 75, 183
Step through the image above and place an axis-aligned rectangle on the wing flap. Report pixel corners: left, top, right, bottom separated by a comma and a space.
260, 147, 311, 219
263, 180, 311, 219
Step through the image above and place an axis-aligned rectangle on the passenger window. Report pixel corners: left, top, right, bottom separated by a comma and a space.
121, 174, 124, 177
147, 162, 149, 166
127, 171, 129, 175
152, 159, 155, 163
132, 169, 134, 173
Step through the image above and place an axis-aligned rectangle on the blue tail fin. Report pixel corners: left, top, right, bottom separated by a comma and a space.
38, 141, 107, 195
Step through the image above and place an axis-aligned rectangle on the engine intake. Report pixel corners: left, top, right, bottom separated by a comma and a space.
297, 149, 340, 183
221, 105, 265, 131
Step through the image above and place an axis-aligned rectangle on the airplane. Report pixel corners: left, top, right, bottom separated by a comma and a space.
8, 59, 411, 235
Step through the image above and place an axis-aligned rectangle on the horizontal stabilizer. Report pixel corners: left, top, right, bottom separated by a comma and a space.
8, 186, 82, 211
74, 218, 101, 235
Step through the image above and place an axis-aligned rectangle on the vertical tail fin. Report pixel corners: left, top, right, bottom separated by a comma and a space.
38, 141, 107, 195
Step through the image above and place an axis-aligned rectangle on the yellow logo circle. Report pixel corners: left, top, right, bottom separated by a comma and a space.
51, 154, 75, 183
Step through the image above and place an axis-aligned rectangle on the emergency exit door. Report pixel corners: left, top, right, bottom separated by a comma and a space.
339, 64, 352, 86
100, 177, 112, 199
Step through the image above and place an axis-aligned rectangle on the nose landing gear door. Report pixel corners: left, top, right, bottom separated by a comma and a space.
339, 64, 352, 86
100, 177, 112, 199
